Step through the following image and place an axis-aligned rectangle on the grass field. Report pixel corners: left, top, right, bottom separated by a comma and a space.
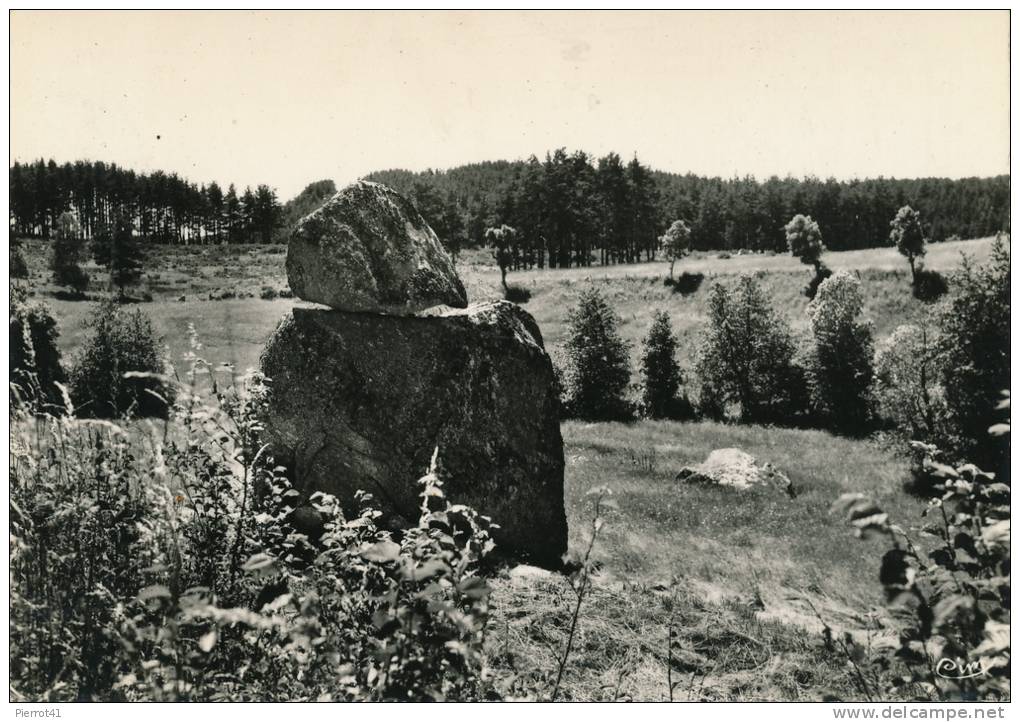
16, 236, 985, 699
483, 418, 924, 700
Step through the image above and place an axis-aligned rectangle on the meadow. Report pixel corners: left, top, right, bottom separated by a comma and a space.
14, 236, 996, 700
17, 236, 996, 372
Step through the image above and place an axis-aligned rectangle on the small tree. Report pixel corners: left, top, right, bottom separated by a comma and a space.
50, 211, 89, 296
640, 310, 688, 419
10, 237, 29, 280
874, 323, 947, 443
659, 220, 691, 281
70, 301, 173, 418
563, 286, 632, 421
485, 224, 517, 292
694, 275, 807, 424
10, 287, 66, 410
889, 205, 926, 282
805, 271, 875, 434
94, 212, 144, 298
784, 214, 830, 298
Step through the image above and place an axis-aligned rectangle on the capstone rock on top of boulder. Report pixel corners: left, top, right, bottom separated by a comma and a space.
286, 180, 468, 313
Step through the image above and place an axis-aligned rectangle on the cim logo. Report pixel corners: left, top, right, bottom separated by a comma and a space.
935, 657, 986, 680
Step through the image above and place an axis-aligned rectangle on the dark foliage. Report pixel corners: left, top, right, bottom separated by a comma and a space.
50, 211, 89, 295
69, 302, 174, 418
93, 212, 145, 296
669, 271, 705, 295
937, 236, 1010, 479
640, 311, 692, 419
804, 262, 833, 300
503, 284, 532, 303
911, 267, 949, 302
805, 272, 875, 435
563, 286, 633, 421
10, 287, 66, 410
10, 243, 29, 279
694, 275, 810, 425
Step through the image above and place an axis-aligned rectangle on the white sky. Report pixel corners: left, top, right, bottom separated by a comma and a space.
10, 10, 1010, 200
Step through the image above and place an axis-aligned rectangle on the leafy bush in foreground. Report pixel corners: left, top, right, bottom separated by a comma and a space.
10, 363, 496, 701
833, 396, 1010, 701
69, 302, 173, 418
936, 235, 1010, 479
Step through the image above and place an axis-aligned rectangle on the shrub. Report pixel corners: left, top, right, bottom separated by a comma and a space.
694, 275, 808, 425
874, 323, 949, 444
11, 244, 29, 280
10, 366, 497, 701
504, 284, 532, 304
260, 285, 278, 300
639, 310, 691, 419
911, 267, 949, 302
563, 286, 632, 421
10, 287, 66, 410
936, 236, 1010, 479
670, 271, 704, 295
804, 271, 875, 434
69, 302, 174, 418
832, 399, 1010, 701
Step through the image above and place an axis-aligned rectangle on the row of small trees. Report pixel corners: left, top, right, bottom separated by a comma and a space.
504, 205, 940, 305
558, 235, 1009, 478
559, 271, 873, 434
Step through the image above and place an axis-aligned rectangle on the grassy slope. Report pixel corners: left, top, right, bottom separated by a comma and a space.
19, 236, 988, 700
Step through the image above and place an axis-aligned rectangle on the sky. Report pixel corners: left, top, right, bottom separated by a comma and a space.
10, 10, 1010, 201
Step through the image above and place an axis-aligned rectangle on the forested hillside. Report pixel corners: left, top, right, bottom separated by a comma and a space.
367, 150, 1009, 265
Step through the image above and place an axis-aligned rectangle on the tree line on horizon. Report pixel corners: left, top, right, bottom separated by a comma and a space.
10, 154, 1009, 265
9, 159, 284, 244
369, 151, 1010, 266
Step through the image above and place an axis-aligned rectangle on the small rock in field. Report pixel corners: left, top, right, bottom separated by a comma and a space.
675, 448, 795, 497
509, 564, 557, 582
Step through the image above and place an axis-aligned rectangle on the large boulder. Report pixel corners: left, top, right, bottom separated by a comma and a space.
260, 300, 566, 566
675, 448, 796, 497
286, 180, 468, 313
